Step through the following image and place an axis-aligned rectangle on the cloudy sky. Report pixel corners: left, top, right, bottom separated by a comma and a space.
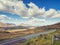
0, 0, 60, 26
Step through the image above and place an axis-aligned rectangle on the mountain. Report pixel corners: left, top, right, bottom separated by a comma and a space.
0, 22, 15, 27
19, 23, 29, 26
6, 23, 15, 27
16, 23, 35, 29
1, 22, 60, 30
0, 22, 7, 27
43, 22, 60, 29
0, 22, 33, 30
50, 22, 60, 28
36, 22, 60, 29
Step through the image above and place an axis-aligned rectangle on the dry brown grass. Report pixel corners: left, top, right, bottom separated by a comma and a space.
0, 29, 44, 42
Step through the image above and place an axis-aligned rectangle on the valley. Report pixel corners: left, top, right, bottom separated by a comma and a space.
0, 22, 60, 45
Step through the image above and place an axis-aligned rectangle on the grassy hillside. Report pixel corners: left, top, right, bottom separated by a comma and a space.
14, 29, 60, 45
14, 33, 52, 45
0, 29, 44, 42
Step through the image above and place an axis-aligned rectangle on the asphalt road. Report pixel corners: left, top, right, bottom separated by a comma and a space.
0, 29, 56, 45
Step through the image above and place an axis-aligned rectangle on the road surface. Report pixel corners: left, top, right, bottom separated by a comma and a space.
0, 29, 56, 45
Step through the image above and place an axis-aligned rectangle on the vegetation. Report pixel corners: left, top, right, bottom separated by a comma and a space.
14, 33, 52, 45
0, 29, 44, 42
53, 40, 60, 45
0, 29, 60, 45
14, 29, 60, 45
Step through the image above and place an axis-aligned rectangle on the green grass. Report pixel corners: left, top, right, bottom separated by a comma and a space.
14, 34, 52, 45
15, 30, 59, 45
54, 40, 60, 45
1, 29, 60, 45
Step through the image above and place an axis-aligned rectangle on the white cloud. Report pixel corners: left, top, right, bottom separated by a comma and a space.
0, 0, 60, 26
51, 11, 60, 18
0, 15, 11, 20
0, 15, 20, 25
0, 0, 60, 19
0, 14, 12, 23
0, 0, 28, 16
27, 2, 45, 18
20, 17, 46, 26
28, 17, 46, 23
43, 9, 56, 17
43, 9, 60, 18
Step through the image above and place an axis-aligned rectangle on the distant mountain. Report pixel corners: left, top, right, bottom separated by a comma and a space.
1, 22, 60, 30
36, 22, 60, 29
0, 22, 7, 27
6, 23, 15, 27
19, 23, 29, 26
44, 22, 60, 29
50, 22, 60, 28
16, 23, 35, 29
0, 22, 15, 27
0, 22, 34, 30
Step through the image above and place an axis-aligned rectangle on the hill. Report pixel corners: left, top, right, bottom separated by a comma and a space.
0, 22, 15, 27
36, 22, 60, 30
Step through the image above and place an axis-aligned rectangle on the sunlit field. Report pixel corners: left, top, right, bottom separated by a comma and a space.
14, 33, 52, 45
0, 28, 60, 45
0, 29, 44, 42
14, 29, 60, 45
